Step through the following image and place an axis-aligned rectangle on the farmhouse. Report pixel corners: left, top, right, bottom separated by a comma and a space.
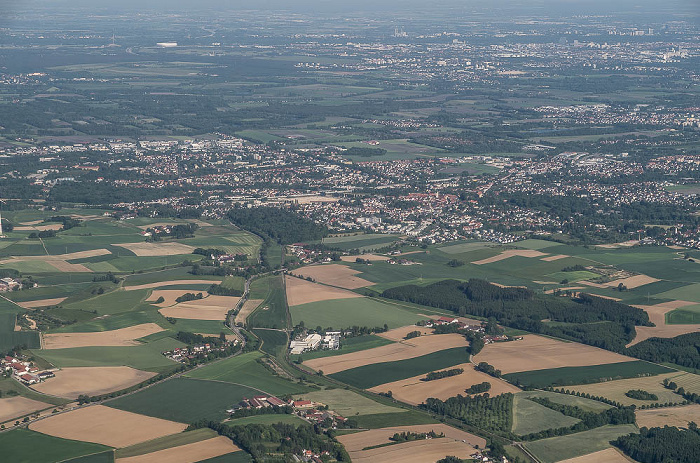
0, 277, 21, 292
289, 333, 322, 355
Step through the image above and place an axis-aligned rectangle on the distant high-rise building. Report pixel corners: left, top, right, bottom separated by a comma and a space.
394, 26, 408, 38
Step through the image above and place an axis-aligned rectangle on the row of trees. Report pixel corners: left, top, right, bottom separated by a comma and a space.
423, 368, 464, 382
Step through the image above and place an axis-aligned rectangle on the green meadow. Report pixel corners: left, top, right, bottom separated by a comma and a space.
290, 297, 427, 330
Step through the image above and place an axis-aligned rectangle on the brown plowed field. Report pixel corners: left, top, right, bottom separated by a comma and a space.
30, 405, 186, 447
559, 448, 631, 463
540, 254, 570, 262
472, 335, 633, 374
628, 300, 699, 346
304, 334, 468, 375
285, 276, 363, 306
43, 323, 165, 349
567, 372, 692, 407
32, 366, 156, 399
234, 299, 264, 325
636, 404, 700, 429
291, 264, 373, 289
603, 275, 659, 289
116, 436, 241, 463
158, 295, 240, 321
369, 363, 520, 405
0, 397, 51, 423
377, 325, 434, 341
338, 424, 484, 463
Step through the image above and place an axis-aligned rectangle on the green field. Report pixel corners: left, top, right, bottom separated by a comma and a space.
0, 304, 41, 351
512, 394, 580, 435
301, 388, 406, 417
517, 391, 612, 413
666, 304, 700, 324
0, 428, 110, 463
184, 351, 309, 396
351, 410, 439, 428
198, 451, 253, 463
254, 328, 288, 357
33, 337, 184, 372
503, 361, 675, 388
329, 346, 469, 389
295, 335, 394, 362
435, 241, 490, 254
322, 234, 401, 251
123, 267, 223, 287
115, 428, 217, 458
522, 425, 639, 463
246, 275, 288, 329
290, 297, 427, 330
107, 377, 261, 422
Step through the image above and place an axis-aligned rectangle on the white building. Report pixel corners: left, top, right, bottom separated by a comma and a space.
289, 334, 322, 355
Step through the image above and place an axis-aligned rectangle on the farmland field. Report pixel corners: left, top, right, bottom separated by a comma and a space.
29, 405, 187, 448
246, 275, 288, 329
107, 378, 262, 423
115, 428, 218, 458
369, 363, 520, 406
226, 413, 309, 426
0, 428, 110, 463
503, 361, 675, 388
33, 337, 184, 372
329, 347, 470, 389
253, 328, 288, 357
304, 333, 468, 375
522, 425, 639, 463
301, 388, 406, 417
290, 297, 427, 330
473, 335, 635, 375
635, 404, 700, 428
285, 275, 363, 306
291, 263, 374, 289
511, 394, 581, 435
31, 366, 156, 399
184, 351, 310, 396
566, 371, 697, 406
516, 391, 612, 413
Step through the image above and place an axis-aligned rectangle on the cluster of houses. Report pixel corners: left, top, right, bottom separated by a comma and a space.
0, 277, 22, 292
425, 317, 521, 344
289, 332, 340, 355
228, 395, 288, 412
161, 339, 238, 363
1, 356, 54, 385
139, 224, 175, 237
229, 396, 348, 429
387, 258, 419, 265
214, 253, 246, 264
